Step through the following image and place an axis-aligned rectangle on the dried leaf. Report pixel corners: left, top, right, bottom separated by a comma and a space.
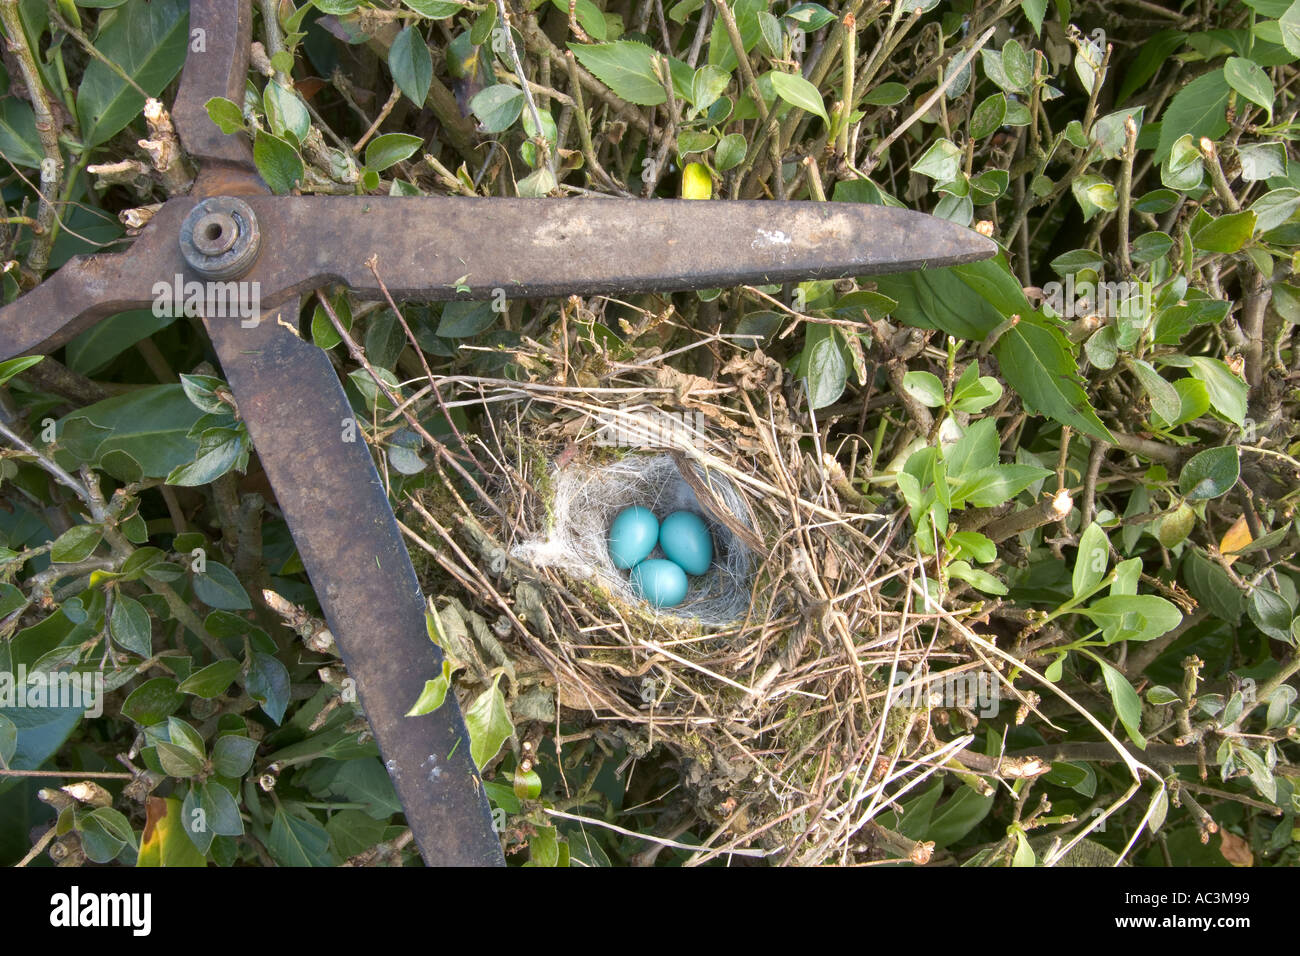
1219, 515, 1252, 566
1218, 830, 1253, 866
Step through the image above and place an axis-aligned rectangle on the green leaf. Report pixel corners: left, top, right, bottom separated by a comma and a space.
1072, 174, 1117, 221
1012, 830, 1036, 866
211, 734, 258, 778
769, 70, 828, 123
55, 385, 204, 480
308, 757, 402, 819
951, 364, 1002, 413
78, 809, 129, 863
110, 595, 152, 657
1183, 550, 1244, 624
864, 82, 908, 106
245, 652, 290, 724
192, 560, 251, 611
84, 807, 137, 862
954, 464, 1052, 508
269, 808, 332, 866
436, 300, 497, 337
204, 96, 244, 134
389, 25, 433, 106
0, 355, 44, 385
178, 659, 241, 698
465, 673, 513, 769
707, 0, 763, 72
901, 370, 945, 408
1155, 501, 1196, 548
253, 131, 304, 194
912, 138, 963, 181
121, 678, 184, 725
1097, 658, 1146, 748
470, 84, 526, 132
0, 712, 14, 767
155, 739, 204, 777
1117, 30, 1186, 104
166, 426, 246, 487
0, 97, 44, 167
1073, 522, 1110, 598
1280, 1, 1300, 57
404, 0, 468, 15
1092, 107, 1144, 160
1178, 446, 1239, 500
407, 659, 453, 716
1020, 0, 1047, 34
994, 319, 1112, 441
263, 80, 310, 142
799, 324, 848, 409
76, 0, 190, 147
0, 703, 83, 796
1247, 588, 1293, 642
1184, 356, 1247, 426
949, 530, 997, 563
1131, 231, 1174, 265
1251, 187, 1300, 233
928, 786, 996, 849
167, 716, 205, 760
874, 262, 1004, 341
945, 417, 1000, 480
1002, 39, 1031, 91
569, 41, 667, 106
547, 0, 608, 38
785, 3, 837, 29
50, 524, 103, 563
1192, 210, 1257, 253
716, 132, 746, 171
969, 93, 1007, 139
947, 560, 1007, 594
1224, 56, 1274, 119
1147, 685, 1181, 705
200, 780, 244, 837
690, 64, 731, 111
1155, 69, 1230, 163
365, 132, 423, 172
67, 311, 177, 376
1083, 595, 1183, 643
1131, 359, 1182, 426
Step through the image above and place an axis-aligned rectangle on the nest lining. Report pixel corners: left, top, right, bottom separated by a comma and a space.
510, 452, 758, 626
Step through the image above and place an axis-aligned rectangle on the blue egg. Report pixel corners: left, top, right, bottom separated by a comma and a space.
629, 559, 689, 608
659, 511, 713, 576
609, 506, 659, 570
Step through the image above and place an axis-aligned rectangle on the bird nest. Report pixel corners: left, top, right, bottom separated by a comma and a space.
400, 327, 1011, 864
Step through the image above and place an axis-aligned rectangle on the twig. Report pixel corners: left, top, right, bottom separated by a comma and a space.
1, 0, 63, 274
865, 26, 996, 172
545, 807, 769, 857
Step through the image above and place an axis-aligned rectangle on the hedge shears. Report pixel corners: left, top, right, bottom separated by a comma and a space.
0, 0, 995, 865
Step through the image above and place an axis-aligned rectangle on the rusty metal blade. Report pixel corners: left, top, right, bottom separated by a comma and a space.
0, 195, 996, 363
172, 0, 266, 197
203, 308, 504, 867
205, 196, 999, 303
0, 201, 190, 360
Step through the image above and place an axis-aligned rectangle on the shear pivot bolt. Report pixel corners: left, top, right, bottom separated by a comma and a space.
179, 196, 261, 280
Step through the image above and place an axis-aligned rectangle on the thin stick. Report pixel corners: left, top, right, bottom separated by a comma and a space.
546, 807, 769, 857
